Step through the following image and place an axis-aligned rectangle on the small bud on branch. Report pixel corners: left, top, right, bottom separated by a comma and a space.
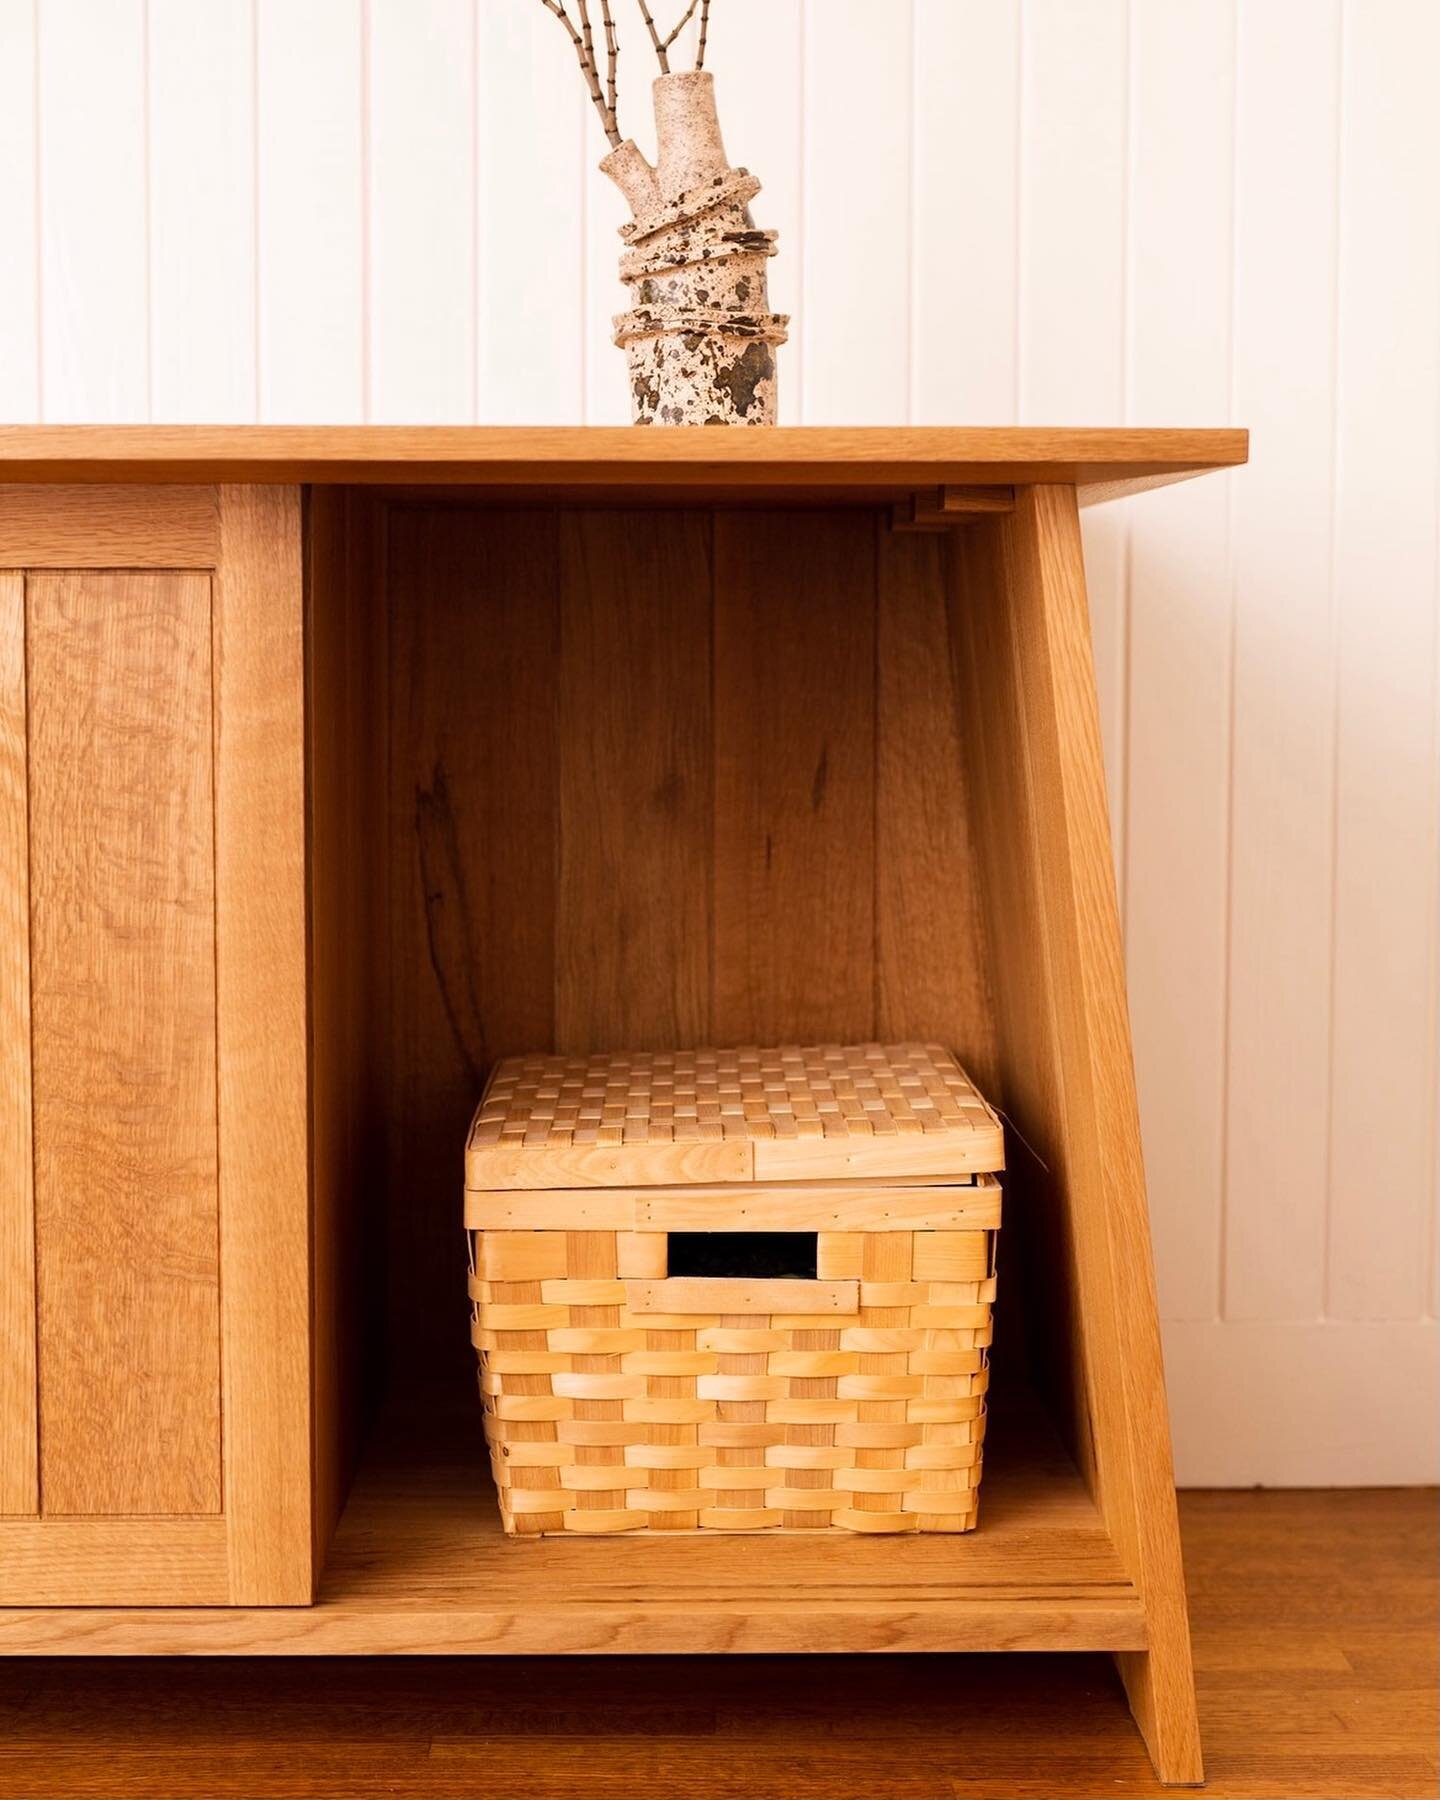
536, 0, 623, 146
534, 0, 717, 146
636, 0, 701, 74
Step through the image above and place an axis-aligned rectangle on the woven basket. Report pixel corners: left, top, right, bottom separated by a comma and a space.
465, 1043, 1004, 1536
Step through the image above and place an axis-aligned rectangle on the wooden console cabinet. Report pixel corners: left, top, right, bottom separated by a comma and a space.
0, 426, 1246, 1786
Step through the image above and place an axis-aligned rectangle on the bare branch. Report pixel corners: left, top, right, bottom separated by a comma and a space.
600, 0, 619, 129
695, 0, 710, 70
634, 0, 669, 72
576, 0, 599, 96
660, 0, 700, 55
536, 0, 622, 146
636, 0, 700, 73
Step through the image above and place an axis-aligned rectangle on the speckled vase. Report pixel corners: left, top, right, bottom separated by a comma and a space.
601, 73, 787, 426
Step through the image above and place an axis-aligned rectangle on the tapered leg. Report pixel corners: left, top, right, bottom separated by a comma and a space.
950, 485, 1204, 1785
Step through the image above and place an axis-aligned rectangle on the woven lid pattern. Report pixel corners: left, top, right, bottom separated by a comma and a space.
472, 1042, 995, 1152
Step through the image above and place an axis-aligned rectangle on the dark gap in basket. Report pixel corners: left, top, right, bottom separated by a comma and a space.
667, 1232, 819, 1281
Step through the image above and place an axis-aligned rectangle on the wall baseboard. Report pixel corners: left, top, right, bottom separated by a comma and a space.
1163, 1318, 1440, 1487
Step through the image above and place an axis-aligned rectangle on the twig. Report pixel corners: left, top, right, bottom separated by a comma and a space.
536, 0, 622, 145
660, 0, 701, 56
695, 0, 710, 70
600, 0, 619, 129
635, 0, 700, 73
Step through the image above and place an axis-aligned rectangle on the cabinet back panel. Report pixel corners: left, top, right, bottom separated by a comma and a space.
27, 570, 222, 1516
382, 506, 995, 1374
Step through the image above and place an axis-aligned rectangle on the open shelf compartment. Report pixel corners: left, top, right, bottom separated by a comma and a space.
298, 485, 1151, 1648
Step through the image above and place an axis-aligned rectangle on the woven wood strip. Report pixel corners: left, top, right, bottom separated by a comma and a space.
474, 1224, 996, 1536
467, 1042, 1004, 1186
469, 1041, 1000, 1537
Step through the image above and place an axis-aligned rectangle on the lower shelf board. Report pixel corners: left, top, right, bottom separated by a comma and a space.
0, 1387, 1145, 1655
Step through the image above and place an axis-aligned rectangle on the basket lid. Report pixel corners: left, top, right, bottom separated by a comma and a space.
465, 1042, 1004, 1190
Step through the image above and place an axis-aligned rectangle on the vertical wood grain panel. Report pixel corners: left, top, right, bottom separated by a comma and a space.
1223, 0, 1341, 1321
369, 0, 474, 423
215, 485, 312, 1600
702, 0, 803, 410
1018, 0, 1129, 859
713, 510, 875, 1043
387, 508, 558, 1375
37, 0, 148, 420
0, 571, 36, 1514
476, 6, 585, 422
555, 512, 713, 1053
0, 0, 39, 421
308, 488, 388, 1568
874, 529, 997, 1091
911, 0, 1019, 424
148, 0, 257, 422
1327, 0, 1440, 1320
802, 0, 912, 423
952, 491, 1201, 1782
256, 0, 364, 421
1123, 0, 1234, 1323
29, 571, 220, 1517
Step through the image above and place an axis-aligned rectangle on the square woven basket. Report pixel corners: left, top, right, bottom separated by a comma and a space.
465, 1042, 1004, 1536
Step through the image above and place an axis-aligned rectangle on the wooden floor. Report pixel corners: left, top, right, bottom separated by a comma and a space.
0, 1488, 1433, 1799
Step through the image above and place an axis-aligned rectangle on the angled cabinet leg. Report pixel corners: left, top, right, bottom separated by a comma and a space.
950, 484, 1204, 1785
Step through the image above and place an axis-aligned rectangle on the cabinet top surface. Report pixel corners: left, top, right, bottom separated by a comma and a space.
0, 424, 1245, 503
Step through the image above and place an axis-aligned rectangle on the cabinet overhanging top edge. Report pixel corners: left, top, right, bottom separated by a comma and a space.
0, 426, 1247, 500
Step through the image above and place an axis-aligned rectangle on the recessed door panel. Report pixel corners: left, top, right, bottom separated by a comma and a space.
27, 569, 221, 1518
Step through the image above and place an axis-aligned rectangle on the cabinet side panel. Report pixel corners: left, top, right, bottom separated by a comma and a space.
0, 571, 37, 1515
308, 488, 389, 1569
951, 488, 1202, 1782
713, 510, 877, 1044
28, 570, 221, 1518
215, 485, 312, 1603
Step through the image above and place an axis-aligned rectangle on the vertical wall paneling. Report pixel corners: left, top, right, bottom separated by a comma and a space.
1326, 0, 1440, 1321
1223, 0, 1342, 1322
256, 0, 364, 422
368, 0, 474, 422
703, 0, 804, 415
37, 0, 148, 420
475, 4, 585, 422
801, 0, 912, 424
0, 572, 36, 1513
29, 571, 221, 1517
1122, 0, 1235, 1323
148, 0, 257, 422
582, 112, 631, 425
911, 0, 1019, 424
1017, 0, 1129, 856
0, 0, 39, 420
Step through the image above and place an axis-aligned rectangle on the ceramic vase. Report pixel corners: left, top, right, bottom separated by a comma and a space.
601, 72, 787, 426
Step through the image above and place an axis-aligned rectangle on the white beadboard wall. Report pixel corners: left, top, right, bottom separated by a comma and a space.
1, 0, 1436, 1485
